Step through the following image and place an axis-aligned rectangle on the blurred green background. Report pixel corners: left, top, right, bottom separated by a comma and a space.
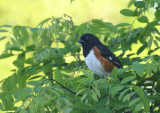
0, 0, 129, 26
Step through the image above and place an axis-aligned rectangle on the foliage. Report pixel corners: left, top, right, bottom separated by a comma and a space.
0, 0, 160, 113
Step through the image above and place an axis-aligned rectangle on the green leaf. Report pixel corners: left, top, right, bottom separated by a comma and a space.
120, 9, 134, 17
1, 93, 14, 110
153, 40, 159, 47
0, 102, 3, 110
96, 108, 112, 113
129, 98, 140, 106
121, 74, 136, 84
21, 26, 29, 46
134, 1, 145, 8
131, 86, 150, 112
0, 36, 7, 41
148, 36, 152, 49
55, 68, 65, 86
155, 36, 160, 41
138, 15, 149, 23
155, 10, 160, 20
70, 110, 84, 113
123, 92, 135, 102
128, 0, 136, 7
76, 88, 87, 97
27, 81, 40, 86
152, 60, 157, 73
37, 18, 52, 27
0, 25, 12, 28
93, 85, 101, 98
81, 93, 88, 102
0, 29, 8, 32
132, 62, 144, 77
110, 67, 118, 80
135, 103, 144, 111
145, 63, 152, 75
159, 60, 160, 71
119, 88, 130, 101
10, 46, 22, 51
0, 53, 13, 59
115, 23, 130, 27
81, 69, 93, 79
2, 74, 18, 92
91, 90, 98, 102
13, 53, 25, 68
137, 45, 146, 55
111, 85, 124, 97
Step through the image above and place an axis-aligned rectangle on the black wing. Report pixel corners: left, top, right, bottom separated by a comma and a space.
96, 45, 123, 68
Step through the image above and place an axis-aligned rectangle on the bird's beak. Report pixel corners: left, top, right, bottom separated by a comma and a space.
78, 39, 84, 43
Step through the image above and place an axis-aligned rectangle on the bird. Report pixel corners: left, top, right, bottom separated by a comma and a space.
78, 33, 123, 77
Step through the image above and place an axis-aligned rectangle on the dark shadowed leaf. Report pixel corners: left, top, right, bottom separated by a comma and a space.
0, 53, 14, 59
138, 15, 149, 23
155, 10, 160, 20
137, 45, 146, 55
0, 25, 12, 28
0, 36, 7, 41
121, 73, 136, 84
0, 29, 8, 32
153, 40, 159, 47
148, 36, 152, 49
134, 1, 145, 8
155, 36, 160, 41
120, 9, 134, 17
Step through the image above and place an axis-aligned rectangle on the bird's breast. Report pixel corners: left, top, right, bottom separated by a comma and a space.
85, 49, 108, 76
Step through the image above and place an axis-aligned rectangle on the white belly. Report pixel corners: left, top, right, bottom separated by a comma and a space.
85, 49, 108, 76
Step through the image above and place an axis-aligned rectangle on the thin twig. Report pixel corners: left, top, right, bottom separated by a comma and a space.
48, 78, 82, 97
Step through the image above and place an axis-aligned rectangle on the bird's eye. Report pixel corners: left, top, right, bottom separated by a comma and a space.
81, 37, 85, 40
82, 37, 88, 40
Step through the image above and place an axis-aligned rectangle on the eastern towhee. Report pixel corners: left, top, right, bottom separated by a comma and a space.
78, 33, 123, 76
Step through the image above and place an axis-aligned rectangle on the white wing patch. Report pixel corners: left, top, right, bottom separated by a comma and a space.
109, 56, 112, 60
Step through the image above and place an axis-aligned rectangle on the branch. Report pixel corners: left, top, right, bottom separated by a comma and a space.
48, 78, 82, 97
